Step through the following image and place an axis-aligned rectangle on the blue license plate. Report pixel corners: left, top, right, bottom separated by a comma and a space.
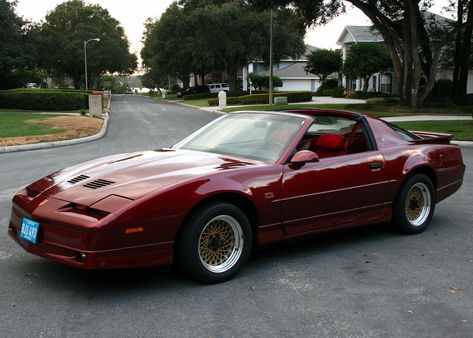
20, 218, 40, 244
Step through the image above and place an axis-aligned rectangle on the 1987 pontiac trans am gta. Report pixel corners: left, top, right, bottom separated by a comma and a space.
9, 109, 465, 283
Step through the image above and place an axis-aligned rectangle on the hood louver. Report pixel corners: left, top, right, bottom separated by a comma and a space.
68, 175, 90, 184
83, 179, 115, 189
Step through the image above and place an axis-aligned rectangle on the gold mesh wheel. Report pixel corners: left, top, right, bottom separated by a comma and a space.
405, 182, 431, 226
198, 215, 243, 273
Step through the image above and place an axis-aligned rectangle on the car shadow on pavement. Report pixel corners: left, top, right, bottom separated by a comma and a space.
9, 222, 407, 293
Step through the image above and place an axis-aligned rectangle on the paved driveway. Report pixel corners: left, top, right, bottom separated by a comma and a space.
0, 95, 472, 337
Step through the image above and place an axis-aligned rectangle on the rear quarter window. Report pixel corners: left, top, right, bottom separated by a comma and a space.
385, 122, 421, 141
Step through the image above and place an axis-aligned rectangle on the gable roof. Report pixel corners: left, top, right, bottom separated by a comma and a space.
258, 62, 319, 79
336, 11, 453, 46
337, 25, 382, 45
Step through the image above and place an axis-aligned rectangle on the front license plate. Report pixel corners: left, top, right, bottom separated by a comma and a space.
20, 218, 40, 244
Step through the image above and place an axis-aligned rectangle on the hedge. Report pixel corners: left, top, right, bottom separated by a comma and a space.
208, 91, 312, 106
183, 93, 218, 100
8, 88, 92, 94
0, 90, 89, 110
332, 87, 345, 98
183, 90, 268, 100
350, 91, 397, 99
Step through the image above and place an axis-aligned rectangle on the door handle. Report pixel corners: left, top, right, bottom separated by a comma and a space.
369, 162, 384, 170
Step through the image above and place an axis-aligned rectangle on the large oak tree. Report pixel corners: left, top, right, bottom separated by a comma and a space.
141, 0, 305, 91
33, 0, 136, 89
250, 0, 464, 108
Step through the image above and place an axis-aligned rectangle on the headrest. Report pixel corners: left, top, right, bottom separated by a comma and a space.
316, 134, 345, 150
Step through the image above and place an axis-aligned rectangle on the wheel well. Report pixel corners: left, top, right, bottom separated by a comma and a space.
404, 165, 437, 189
177, 192, 259, 244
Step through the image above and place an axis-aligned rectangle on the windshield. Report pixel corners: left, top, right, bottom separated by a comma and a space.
173, 113, 304, 161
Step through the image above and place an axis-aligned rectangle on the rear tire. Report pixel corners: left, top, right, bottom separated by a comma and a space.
392, 173, 435, 234
175, 202, 252, 284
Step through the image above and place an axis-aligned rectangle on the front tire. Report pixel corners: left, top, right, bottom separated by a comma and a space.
175, 202, 252, 283
393, 173, 435, 234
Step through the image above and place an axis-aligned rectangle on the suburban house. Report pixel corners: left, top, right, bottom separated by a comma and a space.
337, 17, 473, 94
241, 45, 321, 92
337, 25, 400, 93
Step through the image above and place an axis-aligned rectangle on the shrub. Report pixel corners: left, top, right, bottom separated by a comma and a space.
456, 93, 473, 106
7, 88, 92, 94
325, 79, 339, 89
0, 90, 89, 110
183, 93, 218, 100
319, 89, 333, 96
332, 87, 345, 98
208, 91, 312, 106
352, 91, 396, 99
432, 79, 453, 99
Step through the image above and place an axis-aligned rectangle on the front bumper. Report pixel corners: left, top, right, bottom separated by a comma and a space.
8, 203, 174, 269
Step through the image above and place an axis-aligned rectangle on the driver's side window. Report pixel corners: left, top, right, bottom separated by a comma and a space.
297, 116, 371, 159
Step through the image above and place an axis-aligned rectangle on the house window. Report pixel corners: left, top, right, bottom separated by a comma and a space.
380, 74, 392, 93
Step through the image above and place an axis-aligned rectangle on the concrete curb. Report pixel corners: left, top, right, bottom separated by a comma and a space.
0, 114, 109, 154
452, 140, 473, 147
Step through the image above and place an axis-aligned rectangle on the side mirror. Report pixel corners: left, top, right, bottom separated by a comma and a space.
290, 150, 319, 165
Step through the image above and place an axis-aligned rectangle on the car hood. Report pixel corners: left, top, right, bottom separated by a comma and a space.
29, 149, 259, 206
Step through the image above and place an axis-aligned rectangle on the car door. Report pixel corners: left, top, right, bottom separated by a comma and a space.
281, 150, 388, 235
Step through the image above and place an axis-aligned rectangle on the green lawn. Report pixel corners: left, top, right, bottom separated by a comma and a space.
0, 113, 64, 138
222, 103, 473, 118
393, 120, 473, 141
181, 98, 213, 107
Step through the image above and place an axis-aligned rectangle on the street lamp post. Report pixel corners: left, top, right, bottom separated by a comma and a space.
84, 38, 100, 90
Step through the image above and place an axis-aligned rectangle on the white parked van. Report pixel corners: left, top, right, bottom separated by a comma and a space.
207, 83, 230, 93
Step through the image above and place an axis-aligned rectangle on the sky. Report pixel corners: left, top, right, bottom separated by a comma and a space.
14, 0, 452, 67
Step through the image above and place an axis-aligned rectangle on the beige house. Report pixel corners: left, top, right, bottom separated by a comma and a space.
337, 24, 473, 94
242, 45, 321, 92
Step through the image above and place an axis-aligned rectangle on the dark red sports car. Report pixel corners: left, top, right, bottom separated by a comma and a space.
8, 109, 465, 283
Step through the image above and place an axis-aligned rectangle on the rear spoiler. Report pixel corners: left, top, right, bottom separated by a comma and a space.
410, 131, 453, 144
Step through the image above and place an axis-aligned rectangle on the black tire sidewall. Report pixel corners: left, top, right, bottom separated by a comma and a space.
393, 173, 435, 234
177, 202, 252, 284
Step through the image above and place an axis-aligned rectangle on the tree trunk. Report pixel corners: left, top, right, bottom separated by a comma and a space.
179, 74, 190, 89
363, 76, 370, 93
452, 0, 464, 97
406, 1, 423, 109
227, 66, 238, 92
458, 0, 473, 96
200, 73, 206, 85
73, 76, 81, 89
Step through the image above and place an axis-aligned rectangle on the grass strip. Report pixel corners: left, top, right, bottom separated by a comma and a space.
393, 120, 473, 141
0, 113, 64, 138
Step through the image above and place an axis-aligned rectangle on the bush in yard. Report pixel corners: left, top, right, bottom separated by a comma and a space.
332, 87, 345, 98
183, 93, 218, 100
0, 90, 88, 110
208, 91, 312, 106
432, 79, 453, 100
319, 89, 333, 96
325, 79, 339, 89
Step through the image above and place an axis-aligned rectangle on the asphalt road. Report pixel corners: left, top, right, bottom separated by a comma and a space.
1, 95, 472, 337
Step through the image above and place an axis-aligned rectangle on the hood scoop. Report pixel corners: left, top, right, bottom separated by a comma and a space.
83, 179, 115, 189
68, 175, 90, 184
